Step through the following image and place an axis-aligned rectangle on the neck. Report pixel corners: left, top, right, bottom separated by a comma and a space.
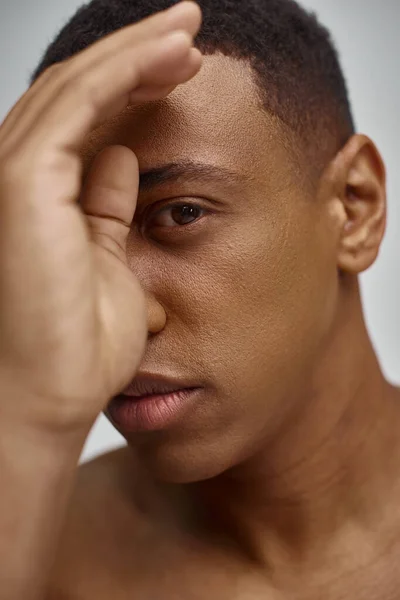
193, 285, 400, 586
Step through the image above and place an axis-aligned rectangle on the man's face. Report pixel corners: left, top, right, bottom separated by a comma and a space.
84, 55, 339, 482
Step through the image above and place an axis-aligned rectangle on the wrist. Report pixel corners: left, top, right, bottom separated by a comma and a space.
0, 369, 98, 440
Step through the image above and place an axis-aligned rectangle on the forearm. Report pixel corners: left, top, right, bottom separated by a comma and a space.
0, 408, 89, 600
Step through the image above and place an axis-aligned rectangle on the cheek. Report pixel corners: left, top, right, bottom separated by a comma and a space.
163, 208, 338, 398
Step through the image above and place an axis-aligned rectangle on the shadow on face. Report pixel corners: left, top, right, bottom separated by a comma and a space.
83, 54, 348, 483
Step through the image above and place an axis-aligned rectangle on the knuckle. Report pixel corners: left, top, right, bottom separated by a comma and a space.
38, 61, 65, 85
0, 147, 53, 189
0, 153, 26, 186
66, 72, 104, 112
48, 61, 64, 73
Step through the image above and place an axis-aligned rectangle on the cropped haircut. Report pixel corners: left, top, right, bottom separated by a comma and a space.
30, 0, 356, 176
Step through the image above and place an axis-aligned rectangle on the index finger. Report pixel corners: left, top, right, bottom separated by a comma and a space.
72, 0, 202, 69
0, 2, 202, 145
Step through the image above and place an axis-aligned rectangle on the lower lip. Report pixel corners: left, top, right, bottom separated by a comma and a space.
107, 388, 201, 433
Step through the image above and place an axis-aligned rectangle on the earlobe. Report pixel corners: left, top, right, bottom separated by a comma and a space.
336, 134, 387, 275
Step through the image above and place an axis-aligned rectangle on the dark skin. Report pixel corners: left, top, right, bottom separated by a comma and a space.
45, 54, 400, 599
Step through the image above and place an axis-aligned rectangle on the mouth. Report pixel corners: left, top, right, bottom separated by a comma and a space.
107, 374, 202, 433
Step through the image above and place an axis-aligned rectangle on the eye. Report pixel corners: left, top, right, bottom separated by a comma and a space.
149, 203, 205, 228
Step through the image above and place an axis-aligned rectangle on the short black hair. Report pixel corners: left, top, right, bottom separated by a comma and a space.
30, 0, 356, 174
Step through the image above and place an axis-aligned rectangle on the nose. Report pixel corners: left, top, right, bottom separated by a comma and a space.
126, 231, 167, 337
146, 291, 167, 337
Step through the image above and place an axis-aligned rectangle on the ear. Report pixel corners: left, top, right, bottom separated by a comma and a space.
320, 134, 387, 275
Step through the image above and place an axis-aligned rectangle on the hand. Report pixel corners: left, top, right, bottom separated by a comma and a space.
0, 1, 202, 432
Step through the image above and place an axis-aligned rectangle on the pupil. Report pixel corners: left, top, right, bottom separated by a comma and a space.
172, 205, 199, 224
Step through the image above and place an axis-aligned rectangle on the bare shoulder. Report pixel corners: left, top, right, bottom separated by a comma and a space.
66, 445, 143, 531
46, 446, 148, 599
74, 445, 142, 510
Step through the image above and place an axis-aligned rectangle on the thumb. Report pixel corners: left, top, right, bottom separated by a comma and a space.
80, 145, 139, 262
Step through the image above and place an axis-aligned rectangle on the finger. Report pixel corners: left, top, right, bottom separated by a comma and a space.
128, 47, 202, 103
4, 30, 201, 169
127, 83, 178, 105
74, 0, 202, 67
0, 1, 201, 140
80, 145, 139, 262
0, 63, 64, 138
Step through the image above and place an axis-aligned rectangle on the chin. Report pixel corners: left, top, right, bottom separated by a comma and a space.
127, 435, 235, 484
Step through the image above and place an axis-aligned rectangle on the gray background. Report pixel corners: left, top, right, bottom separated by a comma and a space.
1, 1, 399, 462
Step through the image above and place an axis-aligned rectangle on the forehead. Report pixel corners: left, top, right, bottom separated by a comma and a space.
82, 54, 292, 184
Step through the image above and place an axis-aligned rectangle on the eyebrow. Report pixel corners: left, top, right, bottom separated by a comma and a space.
139, 160, 248, 193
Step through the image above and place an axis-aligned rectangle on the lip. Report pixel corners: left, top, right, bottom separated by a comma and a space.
107, 374, 202, 433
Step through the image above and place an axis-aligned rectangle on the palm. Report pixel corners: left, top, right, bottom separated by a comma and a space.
0, 0, 202, 430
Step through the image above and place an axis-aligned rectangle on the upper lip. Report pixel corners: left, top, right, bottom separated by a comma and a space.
120, 373, 200, 398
